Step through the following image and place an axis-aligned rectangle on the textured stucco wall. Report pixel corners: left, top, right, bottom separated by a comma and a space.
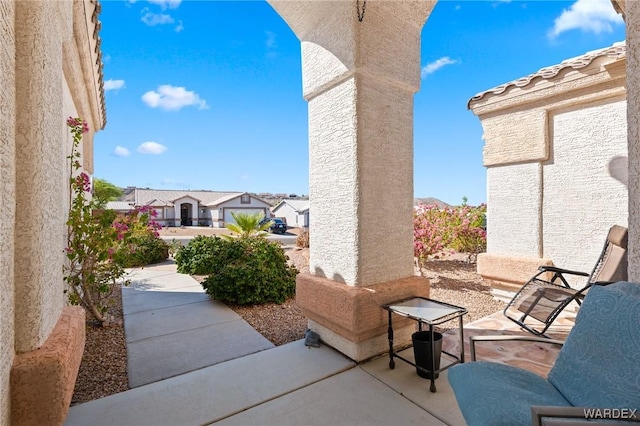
0, 2, 15, 424
482, 109, 548, 166
486, 163, 542, 257
475, 49, 627, 289
308, 77, 360, 283
14, 0, 66, 353
628, 3, 640, 281
273, 1, 434, 286
543, 99, 628, 283
357, 72, 415, 284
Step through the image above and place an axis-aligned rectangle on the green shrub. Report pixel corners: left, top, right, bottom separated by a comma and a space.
122, 232, 169, 267
200, 237, 298, 305
175, 235, 226, 275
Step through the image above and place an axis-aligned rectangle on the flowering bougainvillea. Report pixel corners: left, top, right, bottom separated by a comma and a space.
64, 117, 131, 324
64, 118, 168, 324
413, 200, 487, 276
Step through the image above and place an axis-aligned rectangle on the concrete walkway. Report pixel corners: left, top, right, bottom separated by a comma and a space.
121, 261, 274, 387
65, 261, 466, 426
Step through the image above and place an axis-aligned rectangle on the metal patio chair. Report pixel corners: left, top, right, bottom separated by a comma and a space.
504, 225, 628, 337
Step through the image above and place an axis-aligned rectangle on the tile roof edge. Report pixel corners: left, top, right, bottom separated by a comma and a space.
468, 41, 626, 109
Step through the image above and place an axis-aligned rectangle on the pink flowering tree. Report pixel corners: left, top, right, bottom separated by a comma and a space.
413, 204, 454, 276
413, 200, 487, 274
448, 203, 487, 262
64, 118, 132, 325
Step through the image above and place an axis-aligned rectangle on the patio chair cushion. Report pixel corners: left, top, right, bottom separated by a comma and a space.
547, 281, 640, 409
448, 361, 571, 426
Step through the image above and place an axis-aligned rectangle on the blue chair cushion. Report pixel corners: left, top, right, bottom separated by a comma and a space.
548, 281, 640, 409
448, 361, 571, 426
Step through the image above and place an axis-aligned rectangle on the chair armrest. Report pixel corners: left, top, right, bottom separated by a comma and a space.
538, 265, 589, 277
532, 406, 640, 426
470, 335, 564, 361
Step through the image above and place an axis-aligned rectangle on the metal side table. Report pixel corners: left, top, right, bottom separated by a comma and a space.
383, 297, 467, 392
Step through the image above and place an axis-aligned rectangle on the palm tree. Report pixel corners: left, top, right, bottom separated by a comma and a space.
225, 211, 272, 238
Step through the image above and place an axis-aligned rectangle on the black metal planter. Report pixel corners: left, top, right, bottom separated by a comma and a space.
412, 331, 443, 379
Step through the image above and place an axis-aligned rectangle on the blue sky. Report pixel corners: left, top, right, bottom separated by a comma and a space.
95, 0, 626, 206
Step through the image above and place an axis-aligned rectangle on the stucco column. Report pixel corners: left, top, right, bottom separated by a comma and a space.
627, 2, 640, 281
269, 1, 435, 361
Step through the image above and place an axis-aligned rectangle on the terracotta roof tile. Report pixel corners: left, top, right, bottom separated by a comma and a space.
468, 41, 626, 108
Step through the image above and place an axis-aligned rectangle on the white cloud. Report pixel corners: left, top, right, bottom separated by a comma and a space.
104, 79, 125, 92
548, 0, 624, 39
175, 20, 184, 32
142, 84, 208, 111
421, 57, 459, 78
137, 141, 168, 155
141, 12, 174, 26
148, 0, 181, 10
114, 146, 130, 157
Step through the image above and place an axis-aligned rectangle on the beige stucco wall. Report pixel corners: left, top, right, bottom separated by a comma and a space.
486, 163, 542, 257
14, 0, 68, 353
474, 49, 627, 292
543, 98, 628, 283
2, 0, 105, 423
0, 2, 16, 424
627, 4, 640, 281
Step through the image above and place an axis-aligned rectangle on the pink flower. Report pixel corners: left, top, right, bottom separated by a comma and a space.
66, 117, 89, 134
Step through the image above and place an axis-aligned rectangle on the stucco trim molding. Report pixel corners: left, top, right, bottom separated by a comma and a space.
11, 306, 85, 426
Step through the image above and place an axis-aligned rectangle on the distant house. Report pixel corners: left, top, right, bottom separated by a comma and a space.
106, 188, 272, 228
272, 199, 310, 228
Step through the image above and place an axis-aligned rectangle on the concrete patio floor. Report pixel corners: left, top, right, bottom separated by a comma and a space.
64, 261, 569, 426
65, 340, 466, 426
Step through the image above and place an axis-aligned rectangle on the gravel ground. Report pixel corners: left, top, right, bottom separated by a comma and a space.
70, 247, 503, 405
71, 285, 128, 406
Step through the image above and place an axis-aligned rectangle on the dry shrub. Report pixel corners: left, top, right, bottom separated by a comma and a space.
296, 228, 310, 248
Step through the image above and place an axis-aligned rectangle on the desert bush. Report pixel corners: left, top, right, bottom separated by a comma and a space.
121, 232, 169, 267
115, 206, 168, 268
175, 235, 226, 275
413, 200, 487, 271
449, 204, 487, 261
201, 237, 298, 304
296, 228, 310, 248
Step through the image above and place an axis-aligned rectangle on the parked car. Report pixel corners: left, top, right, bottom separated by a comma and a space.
260, 217, 287, 234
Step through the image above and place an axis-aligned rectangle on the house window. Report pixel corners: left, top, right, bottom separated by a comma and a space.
241, 194, 250, 204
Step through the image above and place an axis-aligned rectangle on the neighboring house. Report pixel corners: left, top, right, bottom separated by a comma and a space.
470, 41, 628, 301
109, 188, 272, 228
104, 201, 135, 214
272, 199, 310, 227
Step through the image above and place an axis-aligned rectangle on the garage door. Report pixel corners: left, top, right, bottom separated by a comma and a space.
223, 208, 266, 225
